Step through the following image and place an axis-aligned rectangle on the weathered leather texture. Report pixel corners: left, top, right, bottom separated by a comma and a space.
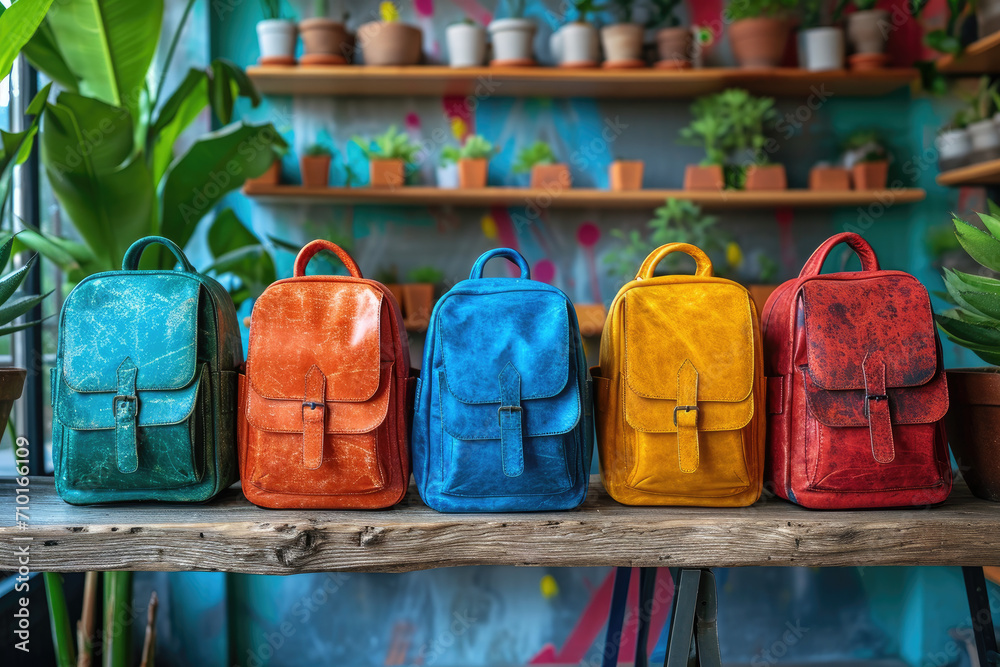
412, 248, 592, 512
761, 233, 952, 509
238, 240, 412, 509
593, 243, 765, 507
53, 236, 243, 504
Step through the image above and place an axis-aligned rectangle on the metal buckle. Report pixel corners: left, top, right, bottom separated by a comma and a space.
863, 394, 888, 417
301, 401, 324, 418
673, 405, 698, 426
113, 395, 137, 421
497, 405, 522, 425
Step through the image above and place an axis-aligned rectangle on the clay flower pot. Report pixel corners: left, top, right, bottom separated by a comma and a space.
488, 17, 537, 66
609, 160, 644, 191
851, 160, 888, 190
530, 164, 572, 189
370, 159, 405, 187
655, 27, 693, 68
299, 18, 349, 65
747, 285, 779, 319
729, 18, 790, 68
300, 155, 331, 187
458, 158, 488, 188
945, 369, 1000, 502
357, 21, 423, 65
745, 164, 787, 190
809, 166, 850, 191
600, 24, 645, 68
245, 161, 281, 188
684, 165, 724, 191
446, 22, 487, 67
257, 19, 297, 66
403, 283, 435, 330
0, 368, 25, 440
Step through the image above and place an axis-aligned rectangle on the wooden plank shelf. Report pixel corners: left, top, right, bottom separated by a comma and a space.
936, 31, 1000, 75
246, 65, 918, 99
2, 477, 997, 575
242, 184, 927, 209
937, 158, 1000, 186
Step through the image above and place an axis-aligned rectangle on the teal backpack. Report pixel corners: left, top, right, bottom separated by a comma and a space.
52, 237, 243, 504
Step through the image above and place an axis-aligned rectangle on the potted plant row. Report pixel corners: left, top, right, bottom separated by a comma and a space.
937, 77, 1000, 173
513, 141, 572, 189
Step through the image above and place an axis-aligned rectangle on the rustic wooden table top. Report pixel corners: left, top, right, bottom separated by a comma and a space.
1, 476, 997, 574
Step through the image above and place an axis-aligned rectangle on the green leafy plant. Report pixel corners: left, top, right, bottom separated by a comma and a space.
646, 0, 684, 27
261, 0, 286, 20
963, 76, 999, 123
0, 0, 55, 84
408, 266, 445, 284
843, 129, 888, 163
850, 0, 878, 9
801, 0, 851, 28
352, 126, 421, 163
505, 0, 528, 18
305, 143, 334, 157
726, 0, 797, 21
923, 0, 969, 56
512, 141, 557, 173
571, 0, 609, 23
0, 235, 50, 337
314, 0, 327, 17
937, 202, 1000, 365
441, 135, 496, 164
942, 108, 969, 132
609, 0, 640, 23
5, 0, 287, 306
679, 88, 777, 175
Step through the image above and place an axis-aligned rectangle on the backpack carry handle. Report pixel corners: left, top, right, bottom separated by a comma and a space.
469, 248, 531, 280
636, 243, 713, 280
122, 236, 196, 273
798, 232, 880, 278
294, 240, 363, 278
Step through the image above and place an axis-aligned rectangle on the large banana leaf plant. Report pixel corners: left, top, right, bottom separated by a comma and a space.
0, 0, 285, 304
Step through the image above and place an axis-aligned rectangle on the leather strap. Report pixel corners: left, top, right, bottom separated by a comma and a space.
637, 243, 713, 280
499, 363, 524, 477
302, 365, 326, 470
798, 232, 880, 278
601, 567, 632, 667
863, 352, 895, 464
114, 357, 139, 474
469, 248, 531, 280
293, 240, 363, 278
676, 360, 699, 474
121, 236, 196, 272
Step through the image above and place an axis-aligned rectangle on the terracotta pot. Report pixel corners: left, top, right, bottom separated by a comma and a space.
299, 18, 349, 65
300, 155, 331, 187
574, 303, 608, 337
655, 27, 693, 68
848, 52, 889, 70
846, 10, 889, 55
403, 283, 435, 330
684, 164, 724, 191
530, 164, 572, 189
809, 166, 850, 191
600, 24, 645, 68
729, 18, 790, 68
609, 160, 644, 191
458, 158, 488, 188
384, 283, 405, 312
0, 368, 25, 441
370, 159, 405, 188
851, 160, 888, 190
747, 285, 779, 319
245, 161, 281, 188
945, 369, 1000, 502
745, 164, 787, 190
357, 21, 423, 66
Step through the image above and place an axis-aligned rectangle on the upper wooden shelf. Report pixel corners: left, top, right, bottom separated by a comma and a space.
2, 477, 997, 575
937, 158, 1000, 186
242, 184, 927, 210
937, 31, 1000, 75
246, 65, 918, 98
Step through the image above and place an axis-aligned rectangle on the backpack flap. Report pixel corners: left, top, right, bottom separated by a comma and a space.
799, 277, 948, 461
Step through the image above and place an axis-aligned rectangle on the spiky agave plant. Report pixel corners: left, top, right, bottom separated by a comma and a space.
0, 236, 49, 336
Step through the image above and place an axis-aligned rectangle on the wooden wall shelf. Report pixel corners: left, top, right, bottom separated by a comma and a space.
246, 65, 918, 99
937, 158, 1000, 187
937, 31, 1000, 75
243, 184, 927, 209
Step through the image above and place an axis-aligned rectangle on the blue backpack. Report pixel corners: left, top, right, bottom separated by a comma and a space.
412, 248, 592, 512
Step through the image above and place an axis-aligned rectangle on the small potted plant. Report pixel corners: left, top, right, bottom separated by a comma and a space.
797, 0, 845, 71
300, 144, 333, 187
441, 135, 496, 188
809, 161, 851, 190
937, 109, 972, 172
357, 2, 423, 66
257, 0, 297, 66
549, 0, 602, 68
842, 130, 889, 190
299, 0, 350, 65
650, 0, 693, 69
678, 93, 728, 191
936, 203, 1000, 501
845, 0, 890, 70
489, 0, 537, 66
351, 126, 421, 188
404, 266, 444, 331
447, 17, 487, 67
727, 0, 796, 69
601, 0, 645, 69
964, 77, 1000, 165
246, 160, 282, 188
609, 157, 644, 191
374, 267, 405, 312
734, 90, 785, 190
513, 141, 571, 190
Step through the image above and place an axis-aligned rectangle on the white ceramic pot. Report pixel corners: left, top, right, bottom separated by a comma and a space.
256, 19, 298, 62
550, 22, 599, 66
798, 27, 845, 71
968, 119, 1000, 162
846, 10, 889, 54
488, 18, 537, 64
436, 163, 459, 189
446, 22, 487, 67
936, 128, 972, 171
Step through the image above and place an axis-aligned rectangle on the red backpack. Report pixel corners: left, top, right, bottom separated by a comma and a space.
761, 233, 952, 509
